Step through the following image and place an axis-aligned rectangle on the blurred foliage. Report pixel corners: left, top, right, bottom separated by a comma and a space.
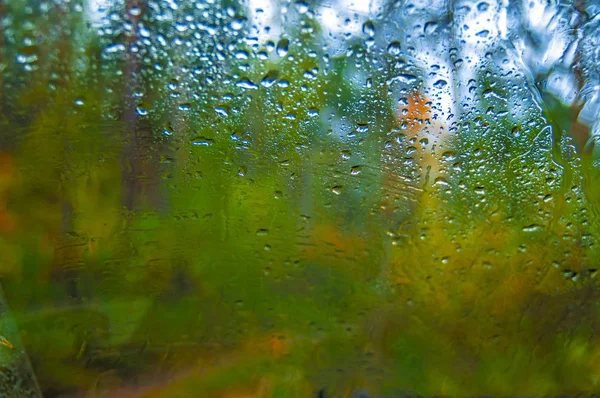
1, 0, 600, 397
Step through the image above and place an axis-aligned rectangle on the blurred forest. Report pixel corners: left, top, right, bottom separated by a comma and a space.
2, 0, 600, 396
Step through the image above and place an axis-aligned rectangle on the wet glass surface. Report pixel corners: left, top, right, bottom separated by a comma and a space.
2, 0, 600, 396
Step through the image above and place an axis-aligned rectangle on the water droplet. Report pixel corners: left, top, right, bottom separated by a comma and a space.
294, 1, 309, 14
356, 123, 369, 133
477, 2, 490, 11
433, 79, 447, 89
351, 165, 362, 175
522, 224, 543, 232
362, 20, 376, 37
215, 107, 229, 117
191, 136, 214, 146
424, 21, 438, 35
474, 186, 486, 195
331, 185, 344, 195
307, 108, 319, 117
394, 74, 418, 85
235, 50, 250, 60
260, 70, 279, 87
236, 79, 258, 90
231, 16, 247, 31
128, 5, 141, 16
276, 38, 290, 57
387, 41, 401, 56
238, 165, 247, 177
178, 103, 191, 111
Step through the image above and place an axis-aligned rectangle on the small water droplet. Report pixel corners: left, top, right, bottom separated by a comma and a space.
424, 21, 438, 35
191, 136, 214, 146
474, 186, 486, 195
236, 79, 258, 90
235, 50, 250, 60
351, 165, 362, 175
356, 123, 369, 133
307, 108, 319, 117
260, 70, 279, 87
331, 185, 344, 195
433, 79, 447, 89
128, 5, 141, 16
477, 2, 490, 11
231, 16, 247, 31
294, 1, 309, 14
522, 224, 543, 232
215, 107, 229, 117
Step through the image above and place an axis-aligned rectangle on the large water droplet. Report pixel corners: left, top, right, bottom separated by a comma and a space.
362, 21, 376, 37
387, 41, 401, 56
276, 38, 290, 57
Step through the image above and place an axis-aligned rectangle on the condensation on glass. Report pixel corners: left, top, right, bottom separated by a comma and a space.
1, 0, 600, 396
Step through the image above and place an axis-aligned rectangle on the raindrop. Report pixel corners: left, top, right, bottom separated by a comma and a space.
215, 107, 229, 117
260, 70, 279, 87
294, 1, 309, 14
236, 79, 258, 90
394, 73, 418, 85
356, 123, 369, 133
522, 224, 543, 232
424, 21, 438, 35
387, 41, 401, 56
276, 38, 290, 57
477, 1, 490, 11
191, 136, 214, 146
331, 186, 344, 195
362, 21, 376, 37
433, 79, 447, 89
235, 50, 250, 60
231, 17, 247, 31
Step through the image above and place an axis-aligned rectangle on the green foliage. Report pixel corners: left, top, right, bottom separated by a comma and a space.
1, 1, 600, 397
